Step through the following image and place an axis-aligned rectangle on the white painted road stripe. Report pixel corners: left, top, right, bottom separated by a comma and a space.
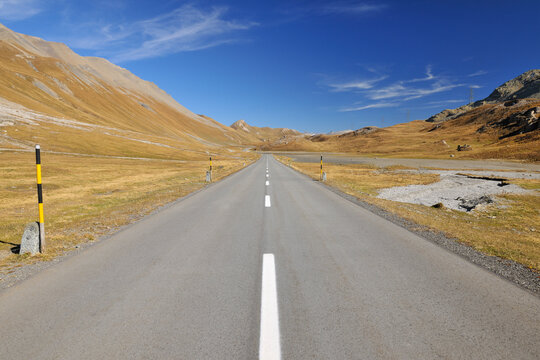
266, 174, 269, 178
266, 181, 269, 186
259, 254, 281, 360
265, 195, 271, 207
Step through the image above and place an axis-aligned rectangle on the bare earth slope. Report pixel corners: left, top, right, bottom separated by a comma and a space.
0, 23, 254, 160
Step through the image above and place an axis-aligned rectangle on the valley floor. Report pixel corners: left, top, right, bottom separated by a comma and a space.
0, 150, 253, 281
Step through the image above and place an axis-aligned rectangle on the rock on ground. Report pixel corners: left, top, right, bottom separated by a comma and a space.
20, 222, 39, 255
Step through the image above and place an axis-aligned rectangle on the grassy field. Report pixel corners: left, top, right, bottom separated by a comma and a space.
276, 156, 540, 271
265, 101, 540, 161
0, 151, 254, 271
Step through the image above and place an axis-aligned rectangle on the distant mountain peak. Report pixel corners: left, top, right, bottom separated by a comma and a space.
427, 69, 540, 122
231, 119, 250, 132
485, 69, 540, 102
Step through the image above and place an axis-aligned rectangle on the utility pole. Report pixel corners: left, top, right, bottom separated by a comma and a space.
381, 116, 384, 128
469, 87, 474, 104
406, 110, 410, 122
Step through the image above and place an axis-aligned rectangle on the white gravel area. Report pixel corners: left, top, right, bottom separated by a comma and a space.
377, 174, 535, 211
397, 169, 540, 180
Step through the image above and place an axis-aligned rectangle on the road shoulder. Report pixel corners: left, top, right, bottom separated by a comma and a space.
277, 159, 540, 296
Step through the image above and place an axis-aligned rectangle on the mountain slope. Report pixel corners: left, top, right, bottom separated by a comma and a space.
427, 69, 540, 123
264, 70, 540, 161
230, 119, 301, 144
0, 23, 254, 160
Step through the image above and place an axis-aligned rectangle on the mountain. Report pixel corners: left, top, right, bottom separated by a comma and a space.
230, 119, 301, 144
0, 23, 254, 160
427, 69, 540, 123
263, 71, 540, 161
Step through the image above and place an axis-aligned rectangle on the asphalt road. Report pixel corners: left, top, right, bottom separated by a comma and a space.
0, 155, 539, 359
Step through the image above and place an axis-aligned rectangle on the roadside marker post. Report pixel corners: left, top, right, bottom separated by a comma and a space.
320, 155, 323, 181
35, 145, 45, 252
206, 156, 212, 183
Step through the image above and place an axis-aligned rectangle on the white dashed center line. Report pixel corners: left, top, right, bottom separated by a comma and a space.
259, 253, 281, 360
266, 180, 269, 186
265, 195, 271, 207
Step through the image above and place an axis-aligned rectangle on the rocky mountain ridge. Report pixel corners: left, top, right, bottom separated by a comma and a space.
261, 70, 539, 160
427, 69, 540, 123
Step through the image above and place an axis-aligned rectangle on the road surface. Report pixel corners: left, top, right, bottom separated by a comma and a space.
0, 155, 539, 359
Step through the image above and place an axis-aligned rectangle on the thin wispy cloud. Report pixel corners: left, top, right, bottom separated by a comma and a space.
427, 99, 464, 105
368, 82, 464, 101
331, 66, 469, 112
319, 2, 388, 15
340, 102, 398, 112
68, 4, 257, 63
280, 1, 387, 21
328, 76, 387, 92
405, 65, 436, 83
0, 0, 42, 20
408, 99, 466, 109
468, 70, 487, 77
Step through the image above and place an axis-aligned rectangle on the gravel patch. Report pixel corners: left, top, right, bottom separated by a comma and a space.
398, 169, 540, 180
377, 174, 534, 211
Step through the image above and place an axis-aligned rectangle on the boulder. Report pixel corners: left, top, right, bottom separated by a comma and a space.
457, 195, 493, 211
20, 222, 40, 255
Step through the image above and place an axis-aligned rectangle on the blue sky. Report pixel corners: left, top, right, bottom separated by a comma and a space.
1, 0, 539, 133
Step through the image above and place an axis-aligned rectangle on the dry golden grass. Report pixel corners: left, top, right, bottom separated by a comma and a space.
277, 156, 540, 270
0, 151, 253, 269
0, 41, 255, 159
268, 101, 540, 161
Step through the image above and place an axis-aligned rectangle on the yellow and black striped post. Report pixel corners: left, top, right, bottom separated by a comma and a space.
35, 145, 45, 252
320, 155, 323, 181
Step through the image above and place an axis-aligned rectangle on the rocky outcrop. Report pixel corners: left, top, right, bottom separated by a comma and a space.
338, 126, 379, 138
457, 144, 472, 151
477, 106, 540, 139
484, 69, 540, 102
427, 69, 540, 122
230, 119, 250, 132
